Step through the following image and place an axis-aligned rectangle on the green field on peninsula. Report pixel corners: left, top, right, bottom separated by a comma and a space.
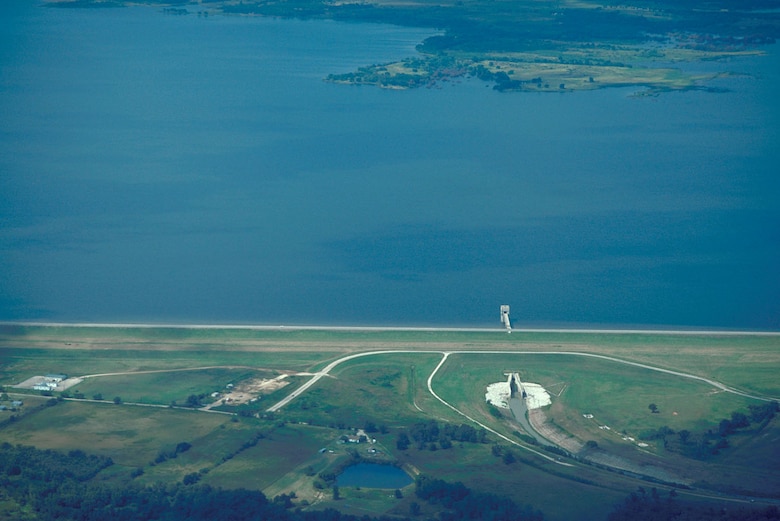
48, 0, 779, 94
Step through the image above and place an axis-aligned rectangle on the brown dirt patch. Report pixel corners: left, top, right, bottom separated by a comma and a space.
528, 408, 584, 454
205, 375, 290, 409
14, 375, 82, 391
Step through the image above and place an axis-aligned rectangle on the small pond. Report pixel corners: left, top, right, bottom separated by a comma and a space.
336, 463, 413, 489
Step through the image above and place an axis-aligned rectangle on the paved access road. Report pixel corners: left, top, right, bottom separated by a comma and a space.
265, 347, 778, 467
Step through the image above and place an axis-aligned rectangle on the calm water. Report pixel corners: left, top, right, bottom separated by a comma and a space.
1, 2, 778, 329
337, 463, 412, 489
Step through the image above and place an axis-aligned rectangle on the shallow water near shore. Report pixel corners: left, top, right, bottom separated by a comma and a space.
1, 2, 778, 329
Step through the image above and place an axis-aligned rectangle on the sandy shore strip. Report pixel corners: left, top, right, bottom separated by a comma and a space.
1, 321, 778, 336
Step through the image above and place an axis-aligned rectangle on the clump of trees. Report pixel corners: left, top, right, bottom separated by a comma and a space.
362, 421, 388, 434
415, 475, 544, 521
639, 401, 778, 458
185, 394, 204, 407
152, 441, 193, 465
491, 444, 517, 464
0, 444, 114, 482
512, 430, 538, 445
396, 421, 487, 451
609, 486, 780, 521
1, 442, 548, 521
0, 442, 290, 521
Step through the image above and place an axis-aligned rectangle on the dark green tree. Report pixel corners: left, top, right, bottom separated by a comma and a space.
502, 450, 516, 464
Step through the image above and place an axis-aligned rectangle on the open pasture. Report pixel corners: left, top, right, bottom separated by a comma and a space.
72, 367, 271, 406
200, 424, 337, 491
132, 418, 269, 482
702, 421, 780, 497
282, 353, 444, 428
0, 346, 322, 386
3, 325, 778, 391
496, 332, 780, 397
395, 440, 627, 521
432, 352, 767, 444
508, 354, 755, 432
0, 401, 228, 467
430, 351, 779, 495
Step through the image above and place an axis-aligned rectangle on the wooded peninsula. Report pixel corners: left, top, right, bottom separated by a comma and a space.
50, 0, 780, 93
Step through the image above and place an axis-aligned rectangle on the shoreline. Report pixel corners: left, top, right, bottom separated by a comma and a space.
1, 321, 778, 336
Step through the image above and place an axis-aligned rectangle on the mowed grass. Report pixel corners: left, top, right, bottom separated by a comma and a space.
0, 401, 228, 467
133, 418, 325, 486
280, 353, 445, 428
0, 347, 325, 386
505, 333, 780, 397
0, 324, 515, 346
316, 487, 409, 519
72, 368, 273, 405
201, 424, 336, 491
429, 352, 779, 498
515, 354, 754, 432
433, 352, 770, 438
3, 326, 778, 396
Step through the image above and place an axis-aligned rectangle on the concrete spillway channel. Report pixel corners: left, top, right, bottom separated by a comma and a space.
506, 372, 548, 445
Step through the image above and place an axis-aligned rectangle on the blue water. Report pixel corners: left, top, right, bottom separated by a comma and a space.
337, 463, 412, 488
1, 2, 778, 329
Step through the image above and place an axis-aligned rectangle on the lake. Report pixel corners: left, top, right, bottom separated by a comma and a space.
337, 463, 412, 489
1, 2, 778, 330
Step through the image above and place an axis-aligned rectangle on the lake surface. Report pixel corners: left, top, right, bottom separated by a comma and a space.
337, 463, 412, 489
1, 2, 778, 330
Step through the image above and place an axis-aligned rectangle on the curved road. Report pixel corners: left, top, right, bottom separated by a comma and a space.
266, 350, 439, 412
424, 352, 573, 465
265, 348, 778, 465
268, 349, 778, 413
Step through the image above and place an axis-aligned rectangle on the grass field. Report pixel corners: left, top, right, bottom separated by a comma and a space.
73, 368, 270, 405
429, 350, 769, 430
282, 353, 445, 428
394, 441, 627, 521
1, 325, 778, 521
0, 401, 228, 467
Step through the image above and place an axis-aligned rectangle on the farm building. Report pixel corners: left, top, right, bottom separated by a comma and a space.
32, 374, 69, 391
